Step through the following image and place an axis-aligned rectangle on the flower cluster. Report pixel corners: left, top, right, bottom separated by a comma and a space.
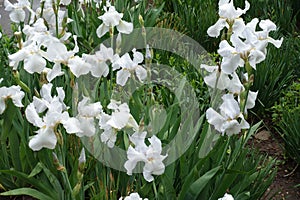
2, 0, 166, 188
25, 83, 82, 150
5, 0, 147, 86
203, 0, 283, 136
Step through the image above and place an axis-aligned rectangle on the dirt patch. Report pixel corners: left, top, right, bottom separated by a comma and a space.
250, 128, 300, 200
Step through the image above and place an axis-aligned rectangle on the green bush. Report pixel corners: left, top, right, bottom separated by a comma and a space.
278, 110, 300, 164
271, 79, 300, 123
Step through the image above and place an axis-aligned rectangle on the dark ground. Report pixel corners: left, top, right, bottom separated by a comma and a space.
252, 128, 300, 200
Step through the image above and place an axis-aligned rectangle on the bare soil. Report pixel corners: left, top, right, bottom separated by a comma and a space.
252, 128, 300, 200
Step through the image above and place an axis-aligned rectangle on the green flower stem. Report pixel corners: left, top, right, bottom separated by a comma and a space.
240, 61, 254, 117
13, 71, 31, 94
152, 180, 158, 199
226, 20, 233, 42
56, 144, 75, 199
40, 0, 45, 18
110, 26, 114, 94
53, 0, 60, 37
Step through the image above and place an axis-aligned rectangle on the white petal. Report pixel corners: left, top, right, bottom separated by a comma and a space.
108, 110, 130, 129
100, 129, 117, 148
143, 171, 154, 182
232, 18, 245, 35
47, 63, 64, 82
46, 42, 68, 62
127, 116, 139, 131
135, 66, 147, 82
60, 0, 71, 5
124, 146, 146, 174
62, 117, 83, 134
206, 108, 225, 133
116, 69, 131, 86
117, 20, 133, 34
207, 18, 227, 37
25, 103, 44, 127
0, 98, 6, 114
259, 19, 276, 32
227, 72, 244, 94
9, 9, 26, 23
267, 37, 283, 48
221, 55, 241, 74
68, 56, 90, 77
244, 90, 258, 111
148, 135, 162, 153
8, 49, 28, 69
220, 94, 240, 119
222, 120, 240, 135
78, 97, 102, 117
129, 131, 147, 150
218, 40, 235, 57
248, 50, 265, 69
29, 128, 57, 151
246, 18, 259, 32
40, 83, 53, 102
78, 148, 86, 165
96, 24, 109, 38
9, 86, 25, 107
218, 193, 235, 200
90, 61, 109, 78
32, 97, 47, 113
133, 49, 144, 64
200, 64, 218, 73
76, 117, 96, 137
24, 54, 46, 74
204, 72, 225, 89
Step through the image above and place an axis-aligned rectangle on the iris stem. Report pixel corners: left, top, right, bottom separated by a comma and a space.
152, 180, 158, 199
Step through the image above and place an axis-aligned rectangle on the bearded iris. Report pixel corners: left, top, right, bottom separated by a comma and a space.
96, 5, 133, 38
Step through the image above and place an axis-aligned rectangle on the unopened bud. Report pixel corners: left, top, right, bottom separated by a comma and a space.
139, 15, 144, 27
78, 148, 86, 172
72, 182, 82, 197
52, 152, 66, 172
145, 44, 152, 60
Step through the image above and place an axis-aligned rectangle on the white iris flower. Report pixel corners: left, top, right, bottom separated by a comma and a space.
99, 100, 138, 148
113, 49, 147, 86
96, 6, 133, 38
207, 0, 250, 37
206, 94, 249, 136
25, 83, 82, 151
0, 85, 25, 114
124, 132, 167, 182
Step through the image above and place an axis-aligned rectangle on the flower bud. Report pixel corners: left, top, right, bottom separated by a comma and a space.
78, 148, 86, 172
52, 152, 66, 172
139, 15, 144, 27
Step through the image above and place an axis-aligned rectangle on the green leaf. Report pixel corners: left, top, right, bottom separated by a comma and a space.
185, 166, 221, 200
242, 121, 262, 147
28, 162, 43, 178
0, 188, 53, 200
0, 170, 57, 199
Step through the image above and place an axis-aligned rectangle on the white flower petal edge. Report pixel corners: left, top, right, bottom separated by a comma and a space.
218, 193, 234, 200
119, 192, 148, 200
